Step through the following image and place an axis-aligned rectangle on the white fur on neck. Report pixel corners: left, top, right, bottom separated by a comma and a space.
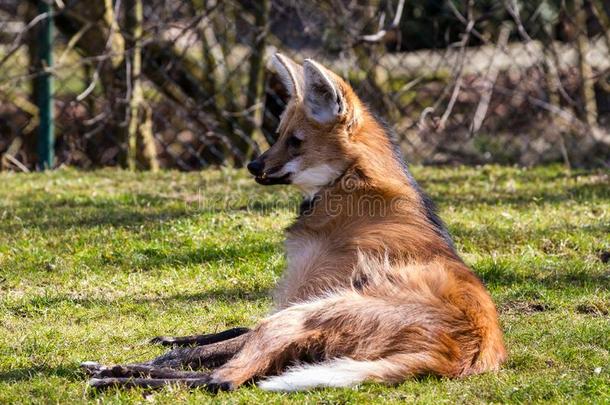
292, 164, 341, 198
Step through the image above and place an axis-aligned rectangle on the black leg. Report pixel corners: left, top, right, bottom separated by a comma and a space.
150, 327, 250, 347
82, 332, 249, 382
147, 332, 249, 369
82, 362, 209, 379
83, 330, 250, 391
88, 376, 231, 391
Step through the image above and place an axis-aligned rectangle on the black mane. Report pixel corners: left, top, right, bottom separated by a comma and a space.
374, 114, 457, 251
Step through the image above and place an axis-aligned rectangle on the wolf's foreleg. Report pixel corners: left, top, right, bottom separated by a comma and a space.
84, 333, 250, 390
88, 375, 228, 391
150, 327, 250, 347
82, 332, 249, 385
82, 363, 208, 379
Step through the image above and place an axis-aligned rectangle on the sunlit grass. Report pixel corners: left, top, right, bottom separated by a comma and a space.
0, 165, 608, 403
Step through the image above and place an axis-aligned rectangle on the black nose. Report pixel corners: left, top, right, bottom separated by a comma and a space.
247, 160, 264, 176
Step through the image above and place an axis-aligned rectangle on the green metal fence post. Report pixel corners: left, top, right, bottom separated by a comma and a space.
37, 0, 54, 170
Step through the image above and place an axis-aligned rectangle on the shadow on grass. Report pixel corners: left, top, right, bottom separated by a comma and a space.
134, 241, 281, 268
418, 165, 576, 185
1, 191, 299, 232
430, 181, 610, 208
151, 286, 271, 305
0, 364, 81, 383
4, 171, 606, 233
6, 285, 272, 316
475, 262, 610, 290
1, 194, 192, 231
451, 222, 609, 246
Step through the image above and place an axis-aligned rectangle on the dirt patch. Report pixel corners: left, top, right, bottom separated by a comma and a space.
576, 302, 609, 317
500, 300, 551, 314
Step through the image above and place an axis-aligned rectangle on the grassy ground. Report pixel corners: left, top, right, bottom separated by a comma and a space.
0, 165, 608, 404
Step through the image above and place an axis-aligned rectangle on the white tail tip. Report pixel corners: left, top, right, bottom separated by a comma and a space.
258, 358, 372, 392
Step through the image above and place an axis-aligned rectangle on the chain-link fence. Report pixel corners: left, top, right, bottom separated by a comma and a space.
1, 0, 609, 171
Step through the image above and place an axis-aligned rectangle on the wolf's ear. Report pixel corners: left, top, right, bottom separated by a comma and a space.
271, 53, 304, 99
303, 59, 345, 124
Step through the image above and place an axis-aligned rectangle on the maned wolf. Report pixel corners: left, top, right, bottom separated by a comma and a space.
83, 54, 506, 392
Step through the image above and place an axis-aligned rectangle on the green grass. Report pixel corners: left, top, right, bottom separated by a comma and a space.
0, 165, 608, 404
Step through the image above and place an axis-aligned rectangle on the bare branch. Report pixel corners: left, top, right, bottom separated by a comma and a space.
470, 24, 511, 134
3, 153, 30, 173
358, 0, 405, 44
0, 10, 51, 69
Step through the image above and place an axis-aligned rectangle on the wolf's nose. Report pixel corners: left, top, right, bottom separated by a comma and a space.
247, 160, 264, 176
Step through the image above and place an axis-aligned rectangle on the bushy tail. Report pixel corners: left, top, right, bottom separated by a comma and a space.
258, 354, 433, 392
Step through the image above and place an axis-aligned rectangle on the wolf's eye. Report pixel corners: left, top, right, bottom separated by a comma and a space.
287, 135, 302, 148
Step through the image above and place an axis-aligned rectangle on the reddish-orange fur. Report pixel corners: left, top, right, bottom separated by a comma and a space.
209, 55, 506, 390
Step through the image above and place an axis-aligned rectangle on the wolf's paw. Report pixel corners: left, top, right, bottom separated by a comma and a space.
81, 362, 129, 378
205, 378, 235, 393
149, 336, 176, 346
80, 361, 105, 376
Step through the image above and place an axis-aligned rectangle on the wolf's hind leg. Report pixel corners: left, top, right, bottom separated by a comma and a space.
84, 334, 250, 391
83, 363, 209, 379
208, 291, 458, 391
88, 375, 228, 391
208, 294, 356, 389
144, 333, 251, 369
150, 327, 250, 347
147, 332, 249, 369
82, 331, 249, 384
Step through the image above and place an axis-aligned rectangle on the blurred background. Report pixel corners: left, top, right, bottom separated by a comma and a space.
0, 0, 609, 172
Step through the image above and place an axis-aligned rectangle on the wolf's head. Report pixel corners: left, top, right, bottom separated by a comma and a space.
247, 54, 363, 197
